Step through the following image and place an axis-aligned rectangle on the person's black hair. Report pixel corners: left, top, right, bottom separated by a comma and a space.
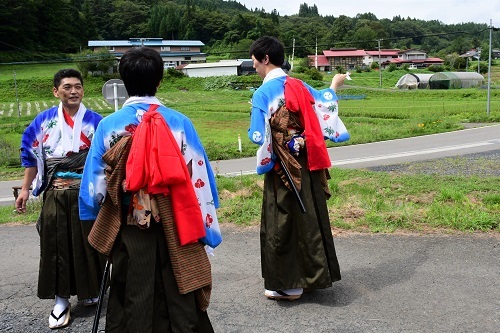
249, 36, 285, 67
53, 69, 83, 88
119, 47, 164, 97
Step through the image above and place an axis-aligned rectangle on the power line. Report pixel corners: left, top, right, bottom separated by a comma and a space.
1, 28, 498, 64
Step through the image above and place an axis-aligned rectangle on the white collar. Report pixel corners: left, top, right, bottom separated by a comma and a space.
263, 68, 287, 84
122, 96, 162, 107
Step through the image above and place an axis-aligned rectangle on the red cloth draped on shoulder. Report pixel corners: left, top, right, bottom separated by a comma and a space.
284, 77, 331, 171
125, 104, 206, 246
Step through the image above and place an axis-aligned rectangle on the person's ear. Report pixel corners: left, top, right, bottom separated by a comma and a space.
52, 87, 59, 98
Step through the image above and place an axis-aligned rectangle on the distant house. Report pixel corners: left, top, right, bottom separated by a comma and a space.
181, 60, 243, 77
322, 49, 367, 70
386, 57, 444, 68
364, 49, 400, 67
180, 59, 291, 78
398, 49, 427, 61
309, 47, 443, 71
88, 38, 207, 67
307, 55, 330, 71
384, 49, 444, 68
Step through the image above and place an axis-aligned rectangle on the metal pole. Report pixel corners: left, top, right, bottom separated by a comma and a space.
315, 36, 318, 69
477, 47, 481, 73
113, 83, 119, 112
487, 19, 492, 116
13, 70, 20, 117
378, 39, 382, 88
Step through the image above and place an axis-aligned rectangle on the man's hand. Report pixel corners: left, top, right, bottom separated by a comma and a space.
330, 73, 350, 92
15, 189, 30, 213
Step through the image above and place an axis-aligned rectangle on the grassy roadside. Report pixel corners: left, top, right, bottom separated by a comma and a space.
215, 167, 499, 234
3, 160, 498, 234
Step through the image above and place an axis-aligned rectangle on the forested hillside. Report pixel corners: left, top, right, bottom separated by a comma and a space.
0, 0, 498, 62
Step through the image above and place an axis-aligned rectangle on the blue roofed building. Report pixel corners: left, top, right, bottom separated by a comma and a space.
88, 38, 207, 68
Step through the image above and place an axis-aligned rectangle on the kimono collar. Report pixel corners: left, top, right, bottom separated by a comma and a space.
263, 68, 287, 84
122, 96, 162, 107
57, 102, 86, 153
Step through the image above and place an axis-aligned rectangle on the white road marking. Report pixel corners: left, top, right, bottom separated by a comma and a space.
332, 140, 499, 165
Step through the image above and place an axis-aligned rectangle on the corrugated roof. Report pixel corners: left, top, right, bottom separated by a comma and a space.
183, 61, 243, 69
88, 39, 205, 47
365, 50, 400, 56
323, 50, 367, 57
308, 55, 329, 66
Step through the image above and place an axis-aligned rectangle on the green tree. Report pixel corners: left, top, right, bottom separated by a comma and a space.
0, 0, 38, 52
328, 15, 355, 46
298, 3, 319, 17
74, 48, 117, 77
351, 26, 378, 49
37, 0, 83, 52
109, 0, 150, 39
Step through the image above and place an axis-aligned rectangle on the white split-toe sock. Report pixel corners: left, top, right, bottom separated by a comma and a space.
48, 296, 70, 329
264, 288, 303, 300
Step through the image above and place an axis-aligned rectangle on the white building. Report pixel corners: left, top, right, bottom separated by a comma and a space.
181, 61, 243, 77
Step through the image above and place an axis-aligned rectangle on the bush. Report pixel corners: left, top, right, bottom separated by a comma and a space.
428, 65, 445, 72
305, 67, 323, 81
165, 68, 185, 79
335, 66, 345, 74
0, 137, 20, 167
292, 66, 307, 74
203, 76, 234, 91
387, 63, 398, 72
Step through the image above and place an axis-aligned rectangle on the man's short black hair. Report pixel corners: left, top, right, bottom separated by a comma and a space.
53, 69, 83, 88
119, 47, 164, 97
249, 36, 285, 67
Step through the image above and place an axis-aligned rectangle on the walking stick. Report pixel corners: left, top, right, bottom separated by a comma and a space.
92, 260, 110, 333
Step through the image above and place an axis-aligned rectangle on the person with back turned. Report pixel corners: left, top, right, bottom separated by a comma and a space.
248, 36, 350, 301
79, 47, 221, 332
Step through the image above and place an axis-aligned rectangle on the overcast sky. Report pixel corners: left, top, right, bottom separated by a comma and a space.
238, 0, 498, 25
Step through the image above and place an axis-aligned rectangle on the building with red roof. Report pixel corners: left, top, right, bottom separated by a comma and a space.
307, 48, 443, 71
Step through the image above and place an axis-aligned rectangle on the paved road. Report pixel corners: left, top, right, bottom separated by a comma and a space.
212, 124, 500, 176
0, 224, 499, 332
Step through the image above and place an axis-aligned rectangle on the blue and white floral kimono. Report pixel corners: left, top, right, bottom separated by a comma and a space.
20, 103, 102, 195
248, 68, 349, 175
79, 96, 222, 249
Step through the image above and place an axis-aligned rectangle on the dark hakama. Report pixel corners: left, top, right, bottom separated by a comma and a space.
37, 188, 104, 300
105, 218, 214, 333
260, 153, 341, 291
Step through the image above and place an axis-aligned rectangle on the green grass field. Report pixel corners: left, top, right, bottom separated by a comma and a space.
0, 62, 498, 233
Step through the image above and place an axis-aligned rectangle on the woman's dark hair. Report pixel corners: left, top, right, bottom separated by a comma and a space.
119, 47, 164, 97
53, 69, 83, 88
249, 36, 285, 67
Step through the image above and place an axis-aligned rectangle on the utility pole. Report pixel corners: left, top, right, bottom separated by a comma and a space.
291, 38, 295, 71
486, 19, 493, 116
315, 36, 318, 69
477, 47, 481, 73
13, 70, 20, 117
378, 39, 382, 88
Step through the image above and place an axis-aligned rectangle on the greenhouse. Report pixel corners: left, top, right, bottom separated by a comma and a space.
428, 72, 484, 89
395, 73, 433, 89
